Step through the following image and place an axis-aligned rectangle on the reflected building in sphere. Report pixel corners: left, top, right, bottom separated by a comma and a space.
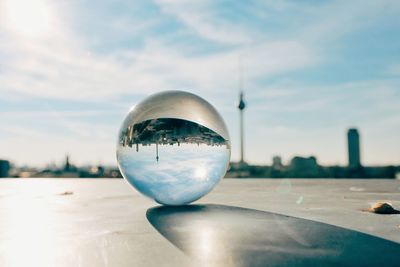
119, 118, 228, 161
347, 128, 361, 168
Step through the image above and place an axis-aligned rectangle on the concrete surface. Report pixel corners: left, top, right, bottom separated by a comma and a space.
0, 178, 399, 266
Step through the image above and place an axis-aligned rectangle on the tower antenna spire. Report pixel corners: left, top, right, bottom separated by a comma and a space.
239, 56, 244, 93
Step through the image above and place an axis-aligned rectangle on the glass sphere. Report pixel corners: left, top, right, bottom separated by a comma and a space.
116, 91, 231, 205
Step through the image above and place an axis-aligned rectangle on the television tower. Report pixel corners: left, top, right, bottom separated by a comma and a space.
238, 60, 246, 165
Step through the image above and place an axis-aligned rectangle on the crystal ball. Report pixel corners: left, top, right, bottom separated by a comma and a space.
116, 91, 231, 205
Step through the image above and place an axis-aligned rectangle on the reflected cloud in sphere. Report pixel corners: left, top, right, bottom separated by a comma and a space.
116, 91, 231, 205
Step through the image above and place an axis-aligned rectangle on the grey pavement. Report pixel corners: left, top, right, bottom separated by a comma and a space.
0, 178, 399, 266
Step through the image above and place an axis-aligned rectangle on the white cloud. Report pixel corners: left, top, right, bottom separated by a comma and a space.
155, 0, 252, 45
0, 0, 320, 104
386, 64, 400, 76
0, 33, 315, 102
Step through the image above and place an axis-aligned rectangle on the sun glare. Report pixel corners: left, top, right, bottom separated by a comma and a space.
2, 0, 53, 37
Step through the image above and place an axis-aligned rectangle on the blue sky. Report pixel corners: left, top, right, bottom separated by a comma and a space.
118, 143, 229, 204
0, 0, 399, 167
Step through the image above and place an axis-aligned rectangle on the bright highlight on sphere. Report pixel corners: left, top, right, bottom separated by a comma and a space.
1, 0, 53, 37
116, 91, 231, 205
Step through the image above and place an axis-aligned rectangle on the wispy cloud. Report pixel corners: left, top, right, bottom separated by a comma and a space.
386, 63, 400, 76
155, 0, 253, 45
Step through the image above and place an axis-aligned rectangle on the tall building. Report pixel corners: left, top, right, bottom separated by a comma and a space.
0, 160, 10, 178
347, 128, 361, 168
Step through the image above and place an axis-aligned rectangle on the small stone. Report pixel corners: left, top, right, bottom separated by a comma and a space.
59, 191, 73, 196
350, 187, 365, 192
369, 202, 395, 214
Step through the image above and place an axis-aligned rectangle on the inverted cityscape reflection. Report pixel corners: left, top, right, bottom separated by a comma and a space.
116, 91, 231, 205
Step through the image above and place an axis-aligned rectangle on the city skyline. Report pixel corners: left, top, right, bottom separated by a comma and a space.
0, 1, 400, 166
4, 126, 398, 171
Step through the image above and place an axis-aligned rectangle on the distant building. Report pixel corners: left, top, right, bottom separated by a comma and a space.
65, 155, 71, 172
288, 156, 325, 178
347, 128, 361, 168
0, 160, 10, 178
272, 156, 283, 170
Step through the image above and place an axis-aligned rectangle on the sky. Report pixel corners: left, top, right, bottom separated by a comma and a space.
118, 143, 229, 204
0, 0, 399, 167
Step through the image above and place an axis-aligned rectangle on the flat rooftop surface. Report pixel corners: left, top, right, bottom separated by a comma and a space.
0, 178, 399, 266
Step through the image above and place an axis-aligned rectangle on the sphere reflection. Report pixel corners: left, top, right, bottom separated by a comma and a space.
116, 91, 231, 205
